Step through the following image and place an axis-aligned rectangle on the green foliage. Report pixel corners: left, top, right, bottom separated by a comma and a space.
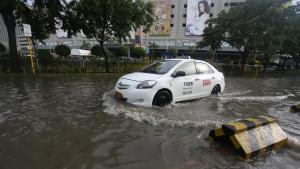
115, 46, 128, 57
0, 0, 63, 42
148, 42, 158, 59
63, 0, 154, 42
148, 42, 158, 50
62, 0, 154, 72
131, 47, 145, 58
0, 43, 6, 53
198, 0, 294, 72
200, 0, 291, 51
91, 45, 112, 57
169, 47, 178, 57
281, 13, 300, 67
36, 49, 53, 60
55, 45, 71, 57
0, 0, 64, 72
91, 45, 101, 57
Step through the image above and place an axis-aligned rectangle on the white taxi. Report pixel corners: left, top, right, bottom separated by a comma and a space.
114, 59, 225, 107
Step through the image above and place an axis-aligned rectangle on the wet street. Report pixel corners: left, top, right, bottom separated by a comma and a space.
0, 74, 299, 169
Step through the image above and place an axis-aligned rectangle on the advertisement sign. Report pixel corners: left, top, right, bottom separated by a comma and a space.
22, 24, 32, 37
150, 0, 171, 36
295, 1, 300, 14
185, 0, 211, 36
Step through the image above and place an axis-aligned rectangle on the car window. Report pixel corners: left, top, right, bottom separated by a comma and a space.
174, 62, 197, 76
139, 60, 181, 74
195, 62, 213, 74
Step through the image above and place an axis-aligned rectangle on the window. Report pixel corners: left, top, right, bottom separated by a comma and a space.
140, 60, 181, 75
211, 3, 214, 7
171, 5, 175, 8
183, 14, 187, 18
224, 3, 228, 7
175, 62, 197, 76
184, 4, 187, 8
195, 62, 213, 74
171, 14, 174, 18
182, 23, 186, 27
210, 13, 213, 17
171, 24, 174, 27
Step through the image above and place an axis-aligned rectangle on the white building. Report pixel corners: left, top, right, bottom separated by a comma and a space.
141, 0, 245, 49
0, 14, 25, 51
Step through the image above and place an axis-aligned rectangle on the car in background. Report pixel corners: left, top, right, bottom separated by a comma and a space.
114, 58, 225, 107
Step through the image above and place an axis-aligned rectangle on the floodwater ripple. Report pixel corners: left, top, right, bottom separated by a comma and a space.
0, 74, 299, 169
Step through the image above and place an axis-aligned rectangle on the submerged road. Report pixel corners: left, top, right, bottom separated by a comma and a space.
0, 74, 299, 169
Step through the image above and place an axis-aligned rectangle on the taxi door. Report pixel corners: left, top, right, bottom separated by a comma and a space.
194, 62, 215, 96
171, 62, 198, 102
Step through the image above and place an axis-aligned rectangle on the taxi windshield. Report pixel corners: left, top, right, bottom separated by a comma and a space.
139, 60, 181, 74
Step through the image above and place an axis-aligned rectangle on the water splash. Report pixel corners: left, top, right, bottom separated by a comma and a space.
222, 90, 253, 96
102, 90, 223, 128
219, 94, 294, 102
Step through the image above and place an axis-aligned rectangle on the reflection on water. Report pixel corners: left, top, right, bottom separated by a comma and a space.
0, 74, 299, 169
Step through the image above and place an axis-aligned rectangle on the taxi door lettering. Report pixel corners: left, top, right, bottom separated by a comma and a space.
202, 79, 211, 86
184, 82, 193, 87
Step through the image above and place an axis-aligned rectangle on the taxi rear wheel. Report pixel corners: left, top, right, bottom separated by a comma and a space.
153, 90, 172, 107
211, 85, 221, 95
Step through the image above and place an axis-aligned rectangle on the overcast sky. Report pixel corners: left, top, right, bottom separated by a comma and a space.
292, 0, 300, 5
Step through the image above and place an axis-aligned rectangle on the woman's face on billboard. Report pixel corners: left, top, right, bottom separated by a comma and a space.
199, 3, 205, 13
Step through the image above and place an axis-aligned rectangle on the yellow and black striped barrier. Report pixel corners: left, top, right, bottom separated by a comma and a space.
209, 116, 288, 161
290, 103, 300, 113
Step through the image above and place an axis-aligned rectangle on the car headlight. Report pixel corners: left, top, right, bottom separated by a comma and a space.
137, 80, 157, 89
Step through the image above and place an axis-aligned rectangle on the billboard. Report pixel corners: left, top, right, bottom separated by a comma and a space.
185, 0, 211, 36
295, 0, 300, 14
150, 0, 171, 36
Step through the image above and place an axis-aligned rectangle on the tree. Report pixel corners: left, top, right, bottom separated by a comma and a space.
131, 47, 145, 58
63, 0, 154, 72
91, 45, 112, 58
198, 0, 291, 73
280, 10, 300, 69
0, 43, 6, 54
169, 47, 178, 58
55, 45, 71, 58
148, 42, 158, 59
115, 46, 128, 57
36, 49, 53, 60
0, 0, 63, 72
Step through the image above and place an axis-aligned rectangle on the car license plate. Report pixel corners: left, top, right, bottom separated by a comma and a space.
115, 91, 123, 99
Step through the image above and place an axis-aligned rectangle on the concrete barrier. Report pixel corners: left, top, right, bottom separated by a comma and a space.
290, 103, 300, 113
209, 116, 288, 160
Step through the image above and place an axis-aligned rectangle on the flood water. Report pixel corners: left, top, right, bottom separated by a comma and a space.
0, 74, 299, 169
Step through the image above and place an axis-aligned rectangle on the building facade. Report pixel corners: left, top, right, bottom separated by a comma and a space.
142, 0, 246, 49
296, 1, 300, 14
0, 14, 24, 50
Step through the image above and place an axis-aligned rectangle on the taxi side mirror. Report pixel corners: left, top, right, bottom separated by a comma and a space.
173, 71, 185, 78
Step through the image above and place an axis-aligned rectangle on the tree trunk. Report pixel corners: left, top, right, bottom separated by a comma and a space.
240, 51, 247, 73
263, 56, 269, 73
1, 10, 21, 72
295, 54, 299, 70
100, 42, 109, 73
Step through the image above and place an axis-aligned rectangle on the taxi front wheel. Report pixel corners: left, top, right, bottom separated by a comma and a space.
153, 90, 172, 107
211, 85, 221, 95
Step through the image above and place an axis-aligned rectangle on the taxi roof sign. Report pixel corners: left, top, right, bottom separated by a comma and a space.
176, 56, 191, 59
